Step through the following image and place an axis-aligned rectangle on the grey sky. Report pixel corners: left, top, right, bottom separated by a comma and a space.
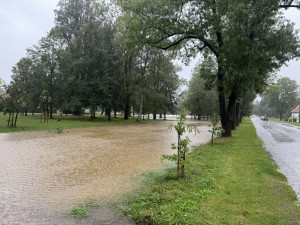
0, 1, 299, 86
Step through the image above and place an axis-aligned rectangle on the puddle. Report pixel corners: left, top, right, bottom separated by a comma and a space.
0, 120, 211, 224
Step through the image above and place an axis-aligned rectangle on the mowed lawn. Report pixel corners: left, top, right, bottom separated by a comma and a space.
0, 113, 155, 133
119, 118, 300, 225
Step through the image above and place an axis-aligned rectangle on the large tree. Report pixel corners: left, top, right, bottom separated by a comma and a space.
180, 62, 219, 120
266, 77, 299, 120
117, 0, 300, 136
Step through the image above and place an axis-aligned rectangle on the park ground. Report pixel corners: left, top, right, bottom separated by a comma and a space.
1, 115, 300, 224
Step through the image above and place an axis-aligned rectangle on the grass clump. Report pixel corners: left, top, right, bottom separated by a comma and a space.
70, 206, 88, 219
119, 118, 300, 225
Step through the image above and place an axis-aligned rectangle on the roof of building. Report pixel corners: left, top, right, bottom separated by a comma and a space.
292, 105, 300, 113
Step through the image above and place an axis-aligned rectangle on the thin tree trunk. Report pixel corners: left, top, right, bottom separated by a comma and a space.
124, 94, 130, 120
231, 101, 236, 130
236, 102, 240, 126
177, 134, 180, 175
14, 112, 19, 127
114, 109, 117, 118
280, 102, 284, 121
137, 94, 143, 122
8, 112, 11, 127
11, 112, 14, 128
50, 104, 53, 119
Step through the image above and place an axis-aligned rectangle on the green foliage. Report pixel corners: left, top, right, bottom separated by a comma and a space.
208, 113, 224, 146
162, 109, 199, 177
255, 77, 299, 119
179, 63, 219, 118
70, 206, 88, 218
54, 126, 64, 134
117, 0, 300, 136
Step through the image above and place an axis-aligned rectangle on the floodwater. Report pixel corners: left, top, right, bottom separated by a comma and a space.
252, 116, 300, 200
0, 120, 211, 224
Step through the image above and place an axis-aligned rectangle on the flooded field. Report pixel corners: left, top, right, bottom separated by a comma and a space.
0, 120, 211, 224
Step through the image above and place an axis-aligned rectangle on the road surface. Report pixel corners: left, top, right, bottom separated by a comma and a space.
252, 116, 300, 199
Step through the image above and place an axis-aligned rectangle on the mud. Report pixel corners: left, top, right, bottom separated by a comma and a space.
0, 120, 211, 224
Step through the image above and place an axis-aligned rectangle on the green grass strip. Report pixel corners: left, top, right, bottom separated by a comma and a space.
0, 114, 159, 133
119, 118, 300, 225
269, 117, 300, 127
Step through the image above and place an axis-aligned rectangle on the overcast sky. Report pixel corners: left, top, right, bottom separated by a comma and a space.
0, 1, 299, 86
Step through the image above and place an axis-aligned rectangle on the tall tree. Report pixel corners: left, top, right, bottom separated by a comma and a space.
266, 77, 299, 120
180, 61, 219, 120
117, 0, 300, 136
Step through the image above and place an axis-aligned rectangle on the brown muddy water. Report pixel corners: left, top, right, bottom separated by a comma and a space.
0, 120, 211, 224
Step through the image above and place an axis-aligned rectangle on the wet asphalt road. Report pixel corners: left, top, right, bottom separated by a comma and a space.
252, 116, 300, 199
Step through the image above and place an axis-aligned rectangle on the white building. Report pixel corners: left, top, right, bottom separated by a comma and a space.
291, 105, 300, 122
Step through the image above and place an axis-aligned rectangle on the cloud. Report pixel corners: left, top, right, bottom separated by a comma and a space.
0, 0, 59, 83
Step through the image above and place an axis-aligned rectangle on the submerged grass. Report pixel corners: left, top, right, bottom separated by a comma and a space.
119, 118, 300, 225
0, 113, 159, 133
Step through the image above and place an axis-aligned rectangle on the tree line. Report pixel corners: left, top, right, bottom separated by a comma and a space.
0, 0, 182, 125
117, 0, 300, 136
254, 77, 300, 120
1, 0, 300, 136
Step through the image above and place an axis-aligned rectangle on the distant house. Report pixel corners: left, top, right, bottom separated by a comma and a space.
291, 105, 300, 122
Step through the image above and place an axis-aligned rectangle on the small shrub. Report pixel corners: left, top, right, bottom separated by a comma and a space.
70, 206, 88, 218
162, 109, 199, 177
208, 113, 224, 146
55, 127, 64, 134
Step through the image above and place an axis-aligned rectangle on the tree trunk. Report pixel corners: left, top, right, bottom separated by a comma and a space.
236, 102, 241, 127
231, 102, 236, 130
14, 112, 19, 127
8, 112, 11, 127
11, 112, 14, 128
106, 108, 111, 121
114, 109, 117, 118
164, 111, 166, 120
124, 94, 130, 120
50, 104, 53, 119
137, 94, 143, 122
217, 63, 230, 137
153, 112, 157, 120
280, 102, 284, 121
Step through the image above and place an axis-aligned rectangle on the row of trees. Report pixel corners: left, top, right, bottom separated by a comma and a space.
254, 77, 300, 120
1, 0, 182, 123
117, 0, 300, 136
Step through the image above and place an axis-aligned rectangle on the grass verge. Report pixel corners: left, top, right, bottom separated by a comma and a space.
0, 113, 160, 133
269, 117, 300, 127
118, 118, 300, 225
